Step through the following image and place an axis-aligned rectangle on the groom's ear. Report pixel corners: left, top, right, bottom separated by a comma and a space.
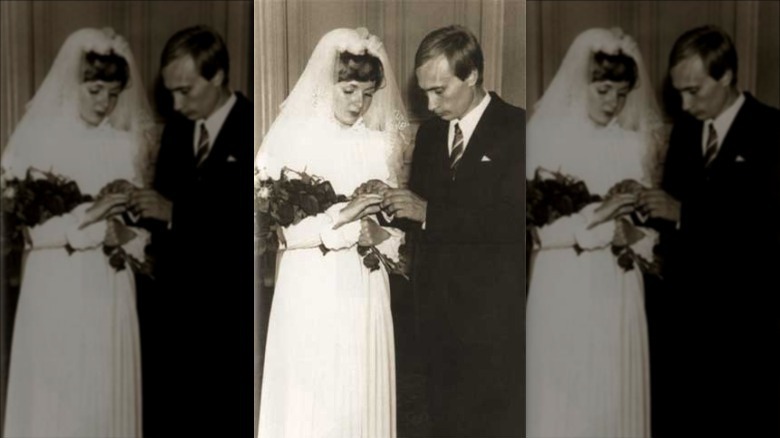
717, 69, 734, 87
209, 69, 226, 87
465, 68, 479, 87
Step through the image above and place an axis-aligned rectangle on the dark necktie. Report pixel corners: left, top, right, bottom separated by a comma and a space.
195, 122, 210, 167
703, 122, 718, 167
449, 123, 464, 176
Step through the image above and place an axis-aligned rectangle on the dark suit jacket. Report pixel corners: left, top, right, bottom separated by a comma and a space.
139, 92, 253, 436
653, 92, 780, 435
408, 92, 525, 436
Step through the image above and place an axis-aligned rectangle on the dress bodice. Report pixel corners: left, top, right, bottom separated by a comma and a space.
528, 118, 649, 195
261, 117, 396, 195
4, 118, 143, 195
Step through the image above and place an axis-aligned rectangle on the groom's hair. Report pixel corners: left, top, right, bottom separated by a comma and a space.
669, 25, 738, 85
415, 25, 484, 86
83, 51, 130, 89
161, 25, 230, 86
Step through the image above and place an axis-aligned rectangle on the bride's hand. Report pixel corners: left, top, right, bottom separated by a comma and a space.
587, 194, 637, 229
79, 194, 128, 229
353, 179, 390, 197
333, 194, 382, 229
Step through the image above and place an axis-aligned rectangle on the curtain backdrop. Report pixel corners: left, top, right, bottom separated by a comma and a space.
527, 0, 780, 119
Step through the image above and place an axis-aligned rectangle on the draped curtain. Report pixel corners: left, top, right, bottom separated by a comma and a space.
527, 0, 780, 119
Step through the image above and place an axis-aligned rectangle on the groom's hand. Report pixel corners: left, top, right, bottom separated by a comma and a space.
128, 189, 173, 223
637, 189, 680, 223
381, 189, 427, 223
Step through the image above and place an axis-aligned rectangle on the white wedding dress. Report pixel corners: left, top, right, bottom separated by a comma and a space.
3, 119, 144, 437
257, 116, 400, 438
526, 117, 651, 437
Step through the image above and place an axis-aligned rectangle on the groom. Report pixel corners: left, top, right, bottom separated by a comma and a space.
129, 26, 253, 436
639, 25, 780, 436
382, 25, 525, 436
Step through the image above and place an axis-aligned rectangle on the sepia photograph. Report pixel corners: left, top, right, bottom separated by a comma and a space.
256, 0, 526, 436
1, 1, 254, 436
526, 1, 779, 437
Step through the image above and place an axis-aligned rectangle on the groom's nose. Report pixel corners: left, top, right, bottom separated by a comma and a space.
173, 94, 184, 112
681, 94, 693, 113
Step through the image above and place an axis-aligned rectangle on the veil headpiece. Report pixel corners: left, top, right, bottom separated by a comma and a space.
2, 28, 157, 184
256, 27, 411, 185
528, 28, 667, 184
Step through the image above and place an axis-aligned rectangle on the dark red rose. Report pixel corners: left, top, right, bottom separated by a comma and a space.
617, 252, 634, 271
109, 252, 126, 271
362, 252, 380, 271
275, 203, 295, 226
299, 194, 320, 215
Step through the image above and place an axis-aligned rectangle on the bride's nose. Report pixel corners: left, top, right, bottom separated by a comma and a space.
350, 93, 364, 110
603, 90, 618, 111
94, 90, 110, 111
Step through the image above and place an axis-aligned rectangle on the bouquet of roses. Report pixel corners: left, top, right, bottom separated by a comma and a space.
2, 167, 93, 255
1, 169, 153, 277
526, 167, 602, 254
255, 166, 409, 279
526, 167, 662, 278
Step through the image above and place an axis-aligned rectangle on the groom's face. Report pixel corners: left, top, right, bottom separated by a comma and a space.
416, 54, 477, 121
670, 55, 733, 121
162, 55, 224, 121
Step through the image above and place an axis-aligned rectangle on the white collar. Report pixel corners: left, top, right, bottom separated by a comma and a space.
195, 92, 237, 152
448, 91, 491, 152
703, 91, 745, 152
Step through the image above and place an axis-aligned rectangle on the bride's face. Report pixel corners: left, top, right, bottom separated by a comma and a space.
332, 80, 376, 126
78, 80, 122, 126
586, 80, 631, 126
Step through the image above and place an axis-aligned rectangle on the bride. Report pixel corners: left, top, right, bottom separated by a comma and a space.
2, 28, 155, 437
526, 28, 666, 437
255, 28, 409, 437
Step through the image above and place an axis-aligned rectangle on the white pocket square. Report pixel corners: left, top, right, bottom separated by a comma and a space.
227, 155, 237, 162
480, 155, 492, 162
735, 155, 746, 162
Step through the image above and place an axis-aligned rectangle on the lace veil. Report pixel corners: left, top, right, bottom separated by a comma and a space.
528, 28, 667, 185
1, 28, 157, 185
255, 27, 411, 186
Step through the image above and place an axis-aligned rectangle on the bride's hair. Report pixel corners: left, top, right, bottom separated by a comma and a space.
591, 51, 638, 89
82, 51, 130, 88
337, 51, 385, 88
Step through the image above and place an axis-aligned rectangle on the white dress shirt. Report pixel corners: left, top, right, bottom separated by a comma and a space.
447, 91, 492, 154
194, 92, 237, 158
701, 92, 745, 158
